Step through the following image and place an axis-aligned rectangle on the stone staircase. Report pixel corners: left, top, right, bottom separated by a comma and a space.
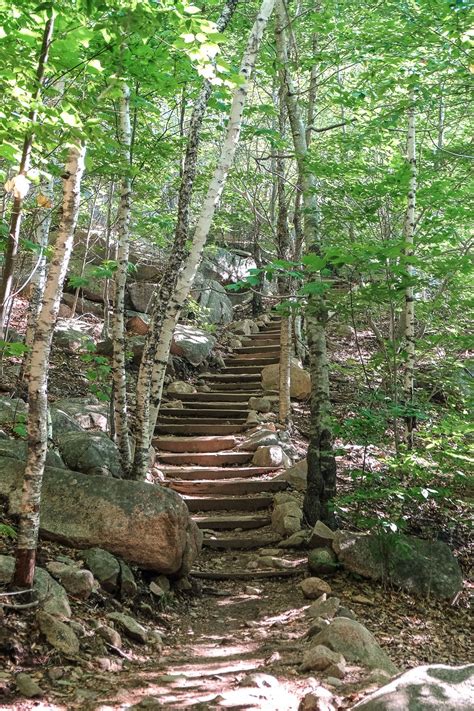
153, 315, 289, 553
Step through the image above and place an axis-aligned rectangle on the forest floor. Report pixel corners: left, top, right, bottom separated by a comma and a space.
1, 301, 472, 709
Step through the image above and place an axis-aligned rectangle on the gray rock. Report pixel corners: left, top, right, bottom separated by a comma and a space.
248, 396, 272, 413
16, 673, 43, 698
301, 644, 345, 672
192, 277, 233, 324
128, 282, 156, 313
238, 429, 279, 452
308, 521, 336, 549
167, 381, 196, 395
200, 247, 256, 285
0, 439, 64, 468
0, 461, 201, 574
336, 606, 356, 620
312, 617, 398, 675
107, 612, 148, 643
308, 548, 339, 575
333, 531, 463, 599
300, 577, 332, 600
62, 292, 104, 317
83, 548, 120, 593
307, 595, 340, 620
278, 530, 309, 549
0, 556, 71, 618
299, 687, 336, 711
57, 431, 122, 478
229, 318, 258, 336
49, 407, 83, 437
352, 664, 474, 710
277, 458, 307, 491
53, 325, 93, 353
37, 611, 80, 656
46, 561, 96, 600
171, 324, 215, 366
119, 559, 137, 599
252, 445, 291, 468
96, 624, 122, 648
262, 359, 311, 400
0, 396, 27, 427
52, 396, 108, 432
271, 500, 303, 537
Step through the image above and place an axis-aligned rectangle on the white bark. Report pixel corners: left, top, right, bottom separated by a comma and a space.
276, 0, 335, 525
13, 144, 86, 588
279, 316, 291, 424
111, 84, 132, 472
403, 99, 417, 448
23, 176, 54, 376
132, 0, 276, 477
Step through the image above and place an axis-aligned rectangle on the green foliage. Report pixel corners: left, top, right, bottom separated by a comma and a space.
0, 522, 17, 539
81, 345, 112, 402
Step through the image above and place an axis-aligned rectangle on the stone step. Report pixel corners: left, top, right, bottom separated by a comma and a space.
176, 400, 249, 410
157, 416, 247, 425
207, 382, 262, 392
191, 568, 305, 580
166, 477, 287, 496
200, 373, 260, 382
158, 451, 254, 466
219, 365, 263, 375
184, 494, 274, 513
160, 466, 278, 480
172, 392, 256, 403
153, 435, 238, 453
156, 423, 248, 435
193, 513, 271, 530
235, 344, 280, 353
158, 408, 249, 419
203, 533, 281, 550
224, 356, 280, 366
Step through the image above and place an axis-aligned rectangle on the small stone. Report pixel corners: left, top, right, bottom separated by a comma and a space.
96, 625, 122, 648
278, 530, 309, 549
325, 661, 346, 679
47, 667, 64, 681
44, 563, 96, 600
248, 396, 272, 414
336, 606, 356, 620
119, 560, 137, 599
301, 644, 345, 672
306, 618, 331, 638
174, 577, 192, 592
244, 586, 262, 595
37, 611, 80, 657
147, 630, 163, 650
107, 612, 148, 644
308, 548, 338, 575
300, 577, 332, 600
167, 381, 196, 395
307, 595, 340, 620
299, 687, 336, 711
83, 548, 120, 593
308, 521, 336, 549
16, 673, 43, 698
69, 620, 87, 638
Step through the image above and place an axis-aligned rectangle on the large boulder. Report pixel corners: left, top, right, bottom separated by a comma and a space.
51, 397, 108, 433
200, 247, 256, 286
311, 617, 398, 675
252, 445, 291, 468
333, 531, 463, 600
53, 324, 93, 353
230, 319, 259, 337
0, 459, 202, 574
170, 324, 215, 366
262, 359, 311, 400
277, 458, 307, 491
272, 497, 303, 537
57, 431, 122, 478
127, 282, 156, 313
0, 439, 64, 469
0, 397, 27, 427
191, 277, 233, 324
352, 664, 474, 710
61, 292, 104, 317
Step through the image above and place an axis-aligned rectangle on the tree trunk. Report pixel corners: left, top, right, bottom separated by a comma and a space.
0, 15, 55, 338
111, 84, 132, 473
279, 316, 291, 424
22, 177, 54, 380
132, 0, 275, 479
403, 97, 417, 448
13, 144, 86, 589
276, 0, 336, 527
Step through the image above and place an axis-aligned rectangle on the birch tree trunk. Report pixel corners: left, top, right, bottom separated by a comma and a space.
403, 98, 417, 448
22, 177, 54, 380
0, 15, 55, 338
13, 144, 86, 589
132, 0, 275, 479
111, 84, 132, 472
276, 0, 336, 526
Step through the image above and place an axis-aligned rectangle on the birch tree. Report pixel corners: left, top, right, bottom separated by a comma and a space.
13, 144, 86, 589
131, 0, 276, 479
0, 13, 55, 338
111, 83, 132, 472
275, 0, 336, 526
402, 95, 417, 448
